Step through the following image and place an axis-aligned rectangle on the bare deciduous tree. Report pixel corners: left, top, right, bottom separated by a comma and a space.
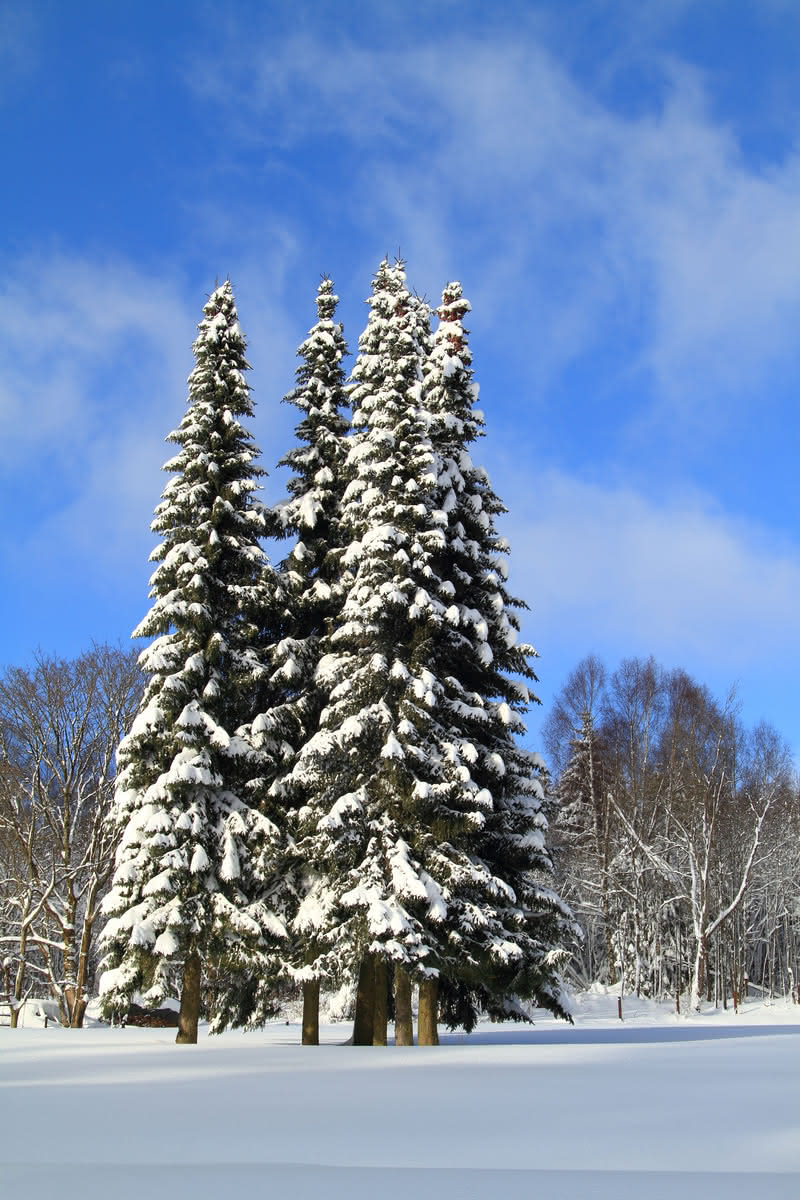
0, 645, 142, 1025
549, 654, 796, 1009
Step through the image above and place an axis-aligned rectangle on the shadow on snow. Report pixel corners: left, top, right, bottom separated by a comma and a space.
437, 1023, 800, 1047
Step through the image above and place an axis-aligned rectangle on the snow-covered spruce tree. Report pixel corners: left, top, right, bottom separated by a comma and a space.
419, 281, 574, 1031
261, 277, 351, 1043
284, 259, 457, 1044
100, 282, 287, 1043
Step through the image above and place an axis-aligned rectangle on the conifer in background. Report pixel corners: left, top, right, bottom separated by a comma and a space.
551, 709, 615, 986
100, 283, 287, 1043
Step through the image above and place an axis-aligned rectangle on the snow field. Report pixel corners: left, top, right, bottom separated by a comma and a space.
2, 992, 799, 1199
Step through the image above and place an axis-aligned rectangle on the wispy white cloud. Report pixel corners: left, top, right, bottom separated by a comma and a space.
493, 457, 800, 756
498, 462, 800, 683
3, 7, 796, 746
0, 249, 303, 597
178, 19, 800, 749
0, 254, 192, 470
0, 254, 197, 637
185, 24, 800, 432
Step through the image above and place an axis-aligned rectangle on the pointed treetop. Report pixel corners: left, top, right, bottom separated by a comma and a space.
370, 257, 407, 303
439, 281, 472, 324
194, 280, 246, 357
204, 278, 236, 314
315, 276, 339, 323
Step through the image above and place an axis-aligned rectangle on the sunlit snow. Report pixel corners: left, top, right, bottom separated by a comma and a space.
3, 990, 798, 1199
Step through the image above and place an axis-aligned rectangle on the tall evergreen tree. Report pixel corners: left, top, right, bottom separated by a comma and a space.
419, 282, 574, 1028
269, 277, 350, 749
283, 260, 452, 1041
100, 283, 287, 1043
265, 277, 351, 1042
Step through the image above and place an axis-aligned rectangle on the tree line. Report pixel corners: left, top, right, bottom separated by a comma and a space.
546, 654, 798, 1012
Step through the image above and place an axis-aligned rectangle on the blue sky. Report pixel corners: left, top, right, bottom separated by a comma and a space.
1, 0, 798, 761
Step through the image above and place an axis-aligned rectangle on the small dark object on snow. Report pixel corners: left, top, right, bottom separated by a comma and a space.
124, 1003, 179, 1028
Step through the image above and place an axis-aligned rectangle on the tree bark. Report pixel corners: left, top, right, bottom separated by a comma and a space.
71, 881, 100, 1028
373, 959, 388, 1046
176, 951, 202, 1044
302, 979, 320, 1045
691, 932, 707, 1012
602, 869, 617, 985
394, 967, 413, 1045
61, 875, 78, 1025
353, 954, 375, 1045
11, 925, 27, 1028
417, 977, 439, 1046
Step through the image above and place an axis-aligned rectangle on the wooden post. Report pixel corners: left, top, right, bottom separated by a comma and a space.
617, 996, 623, 1021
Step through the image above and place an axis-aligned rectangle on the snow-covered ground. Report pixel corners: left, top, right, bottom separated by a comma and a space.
2, 989, 799, 1199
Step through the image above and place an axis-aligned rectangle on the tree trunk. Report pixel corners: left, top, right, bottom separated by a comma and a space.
302, 979, 320, 1046
176, 951, 202, 1044
373, 959, 388, 1046
353, 954, 375, 1045
394, 967, 413, 1045
417, 977, 439, 1046
71, 888, 99, 1028
601, 801, 617, 985
64, 986, 78, 1026
691, 933, 707, 1012
62, 889, 78, 1026
11, 908, 31, 1028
